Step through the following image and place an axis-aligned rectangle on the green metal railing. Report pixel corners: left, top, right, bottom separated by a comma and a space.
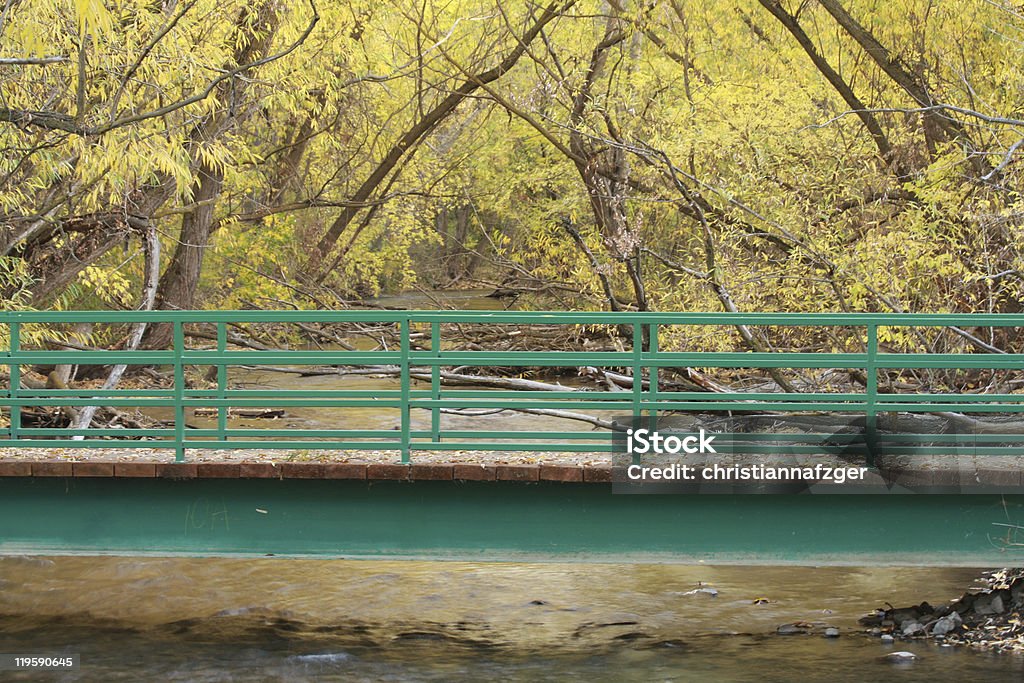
3, 310, 1024, 463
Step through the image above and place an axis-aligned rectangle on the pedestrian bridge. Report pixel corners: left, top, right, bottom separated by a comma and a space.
3, 310, 1024, 565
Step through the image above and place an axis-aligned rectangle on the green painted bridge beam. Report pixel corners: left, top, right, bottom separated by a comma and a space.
1, 478, 1022, 566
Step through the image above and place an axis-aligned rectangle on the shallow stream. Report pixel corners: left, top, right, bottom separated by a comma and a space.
2, 558, 1021, 681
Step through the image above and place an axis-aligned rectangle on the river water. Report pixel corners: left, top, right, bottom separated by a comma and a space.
1, 558, 1022, 681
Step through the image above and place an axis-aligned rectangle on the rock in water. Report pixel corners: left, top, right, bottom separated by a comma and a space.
931, 614, 960, 637
973, 592, 1004, 615
889, 608, 920, 625
880, 634, 895, 644
992, 595, 1005, 614
858, 610, 885, 627
902, 620, 924, 636
1011, 582, 1024, 608
824, 627, 840, 638
884, 651, 918, 662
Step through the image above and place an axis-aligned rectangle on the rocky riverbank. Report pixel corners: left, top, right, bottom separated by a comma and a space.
861, 568, 1024, 652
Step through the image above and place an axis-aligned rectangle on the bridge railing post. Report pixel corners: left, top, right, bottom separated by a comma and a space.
648, 322, 659, 424
8, 321, 19, 444
632, 321, 643, 465
865, 323, 878, 468
430, 321, 440, 445
217, 322, 227, 443
173, 320, 185, 462
400, 317, 411, 464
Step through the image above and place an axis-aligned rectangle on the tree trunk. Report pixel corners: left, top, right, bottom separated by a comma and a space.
144, 161, 224, 348
145, 1, 281, 348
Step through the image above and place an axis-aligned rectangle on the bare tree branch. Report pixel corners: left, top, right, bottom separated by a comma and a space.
0, 56, 68, 65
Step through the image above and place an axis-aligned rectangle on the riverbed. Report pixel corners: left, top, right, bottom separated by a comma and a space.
2, 558, 1022, 681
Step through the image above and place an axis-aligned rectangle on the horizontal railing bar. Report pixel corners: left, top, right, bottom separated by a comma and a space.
407, 352, 634, 366
8, 351, 176, 364
410, 442, 617, 452
181, 351, 401, 364
11, 351, 1021, 371
7, 398, 178, 407
874, 354, 1024, 369
877, 434, 1024, 443
14, 430, 1023, 444
20, 389, 1021, 404
164, 440, 407, 449
873, 404, 1024, 413
3, 440, 1022, 455
17, 428, 174, 437
10, 398, 1024, 413
643, 402, 868, 411
185, 429, 408, 438
406, 399, 635, 409
637, 392, 866, 401
167, 429, 615, 440
18, 389, 177, 398
7, 309, 1024, 325
859, 446, 1024, 456
181, 399, 405, 408
6, 434, 1021, 443
182, 389, 399, 398
416, 389, 632, 399
11, 390, 1022, 405
653, 392, 1024, 403
180, 389, 664, 400
421, 430, 611, 440
407, 351, 870, 368
877, 394, 1024, 403
644, 402, 1024, 413
0, 440, 173, 448
712, 433, 1024, 444
642, 352, 868, 368
14, 388, 1022, 404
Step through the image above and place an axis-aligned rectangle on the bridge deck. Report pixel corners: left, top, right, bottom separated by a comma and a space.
2, 446, 1024, 489
2, 453, 1024, 566
0, 453, 1022, 488
1, 466, 1023, 566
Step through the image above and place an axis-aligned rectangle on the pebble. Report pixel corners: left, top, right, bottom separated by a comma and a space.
884, 651, 918, 661
881, 634, 895, 644
824, 627, 840, 638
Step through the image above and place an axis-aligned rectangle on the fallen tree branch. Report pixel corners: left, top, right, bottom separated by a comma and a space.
187, 328, 273, 351
440, 407, 627, 431
295, 322, 356, 350
933, 411, 1024, 435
